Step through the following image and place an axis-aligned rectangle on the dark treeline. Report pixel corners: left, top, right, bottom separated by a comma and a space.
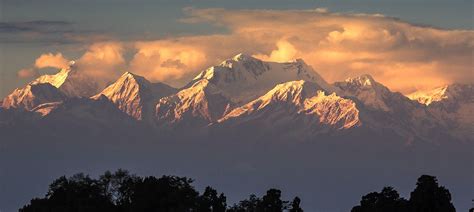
20, 170, 461, 212
352, 175, 456, 212
20, 169, 302, 212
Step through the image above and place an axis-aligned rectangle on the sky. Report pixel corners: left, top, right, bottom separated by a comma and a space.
0, 0, 473, 98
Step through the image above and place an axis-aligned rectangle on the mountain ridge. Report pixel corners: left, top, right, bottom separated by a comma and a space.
1, 53, 471, 142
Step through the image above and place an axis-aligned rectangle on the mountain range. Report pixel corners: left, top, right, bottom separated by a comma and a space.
1, 54, 472, 142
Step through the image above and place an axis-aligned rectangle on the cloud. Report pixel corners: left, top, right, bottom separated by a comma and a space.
21, 42, 125, 86
128, 34, 281, 86
34, 53, 70, 69
254, 39, 298, 62
25, 8, 473, 93
0, 20, 110, 44
17, 68, 39, 78
0, 21, 71, 33
75, 41, 126, 83
16, 52, 68, 79
129, 40, 208, 85
156, 7, 473, 93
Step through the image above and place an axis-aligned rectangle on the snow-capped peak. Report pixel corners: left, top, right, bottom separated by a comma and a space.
334, 74, 393, 111
345, 74, 376, 87
32, 68, 70, 89
31, 60, 77, 89
30, 64, 101, 97
231, 53, 255, 62
190, 53, 335, 104
220, 80, 326, 118
407, 83, 473, 106
1, 83, 66, 110
406, 83, 474, 141
255, 80, 324, 107
155, 79, 232, 128
219, 80, 361, 133
114, 71, 150, 88
93, 71, 176, 120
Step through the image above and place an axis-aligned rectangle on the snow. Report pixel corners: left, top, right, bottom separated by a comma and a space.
407, 85, 450, 106
219, 80, 361, 132
1, 53, 471, 142
32, 67, 100, 97
1, 83, 65, 110
334, 74, 392, 111
93, 72, 176, 120
155, 54, 337, 127
33, 68, 70, 89
155, 79, 231, 127
190, 53, 336, 105
409, 84, 474, 140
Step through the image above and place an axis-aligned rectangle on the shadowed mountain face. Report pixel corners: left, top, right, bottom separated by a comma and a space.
0, 54, 472, 212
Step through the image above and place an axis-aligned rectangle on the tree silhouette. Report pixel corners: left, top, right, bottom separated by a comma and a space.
470, 199, 474, 212
351, 187, 407, 212
228, 188, 297, 212
20, 170, 307, 212
20, 174, 115, 212
129, 175, 199, 211
289, 196, 303, 212
197, 186, 227, 212
258, 188, 286, 211
352, 175, 456, 212
228, 194, 261, 212
408, 175, 455, 212
99, 169, 140, 209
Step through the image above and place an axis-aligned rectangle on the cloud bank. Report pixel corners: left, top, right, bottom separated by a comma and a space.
26, 8, 473, 93
75, 41, 126, 81
35, 53, 70, 69
19, 43, 125, 86
17, 52, 69, 79
162, 8, 473, 92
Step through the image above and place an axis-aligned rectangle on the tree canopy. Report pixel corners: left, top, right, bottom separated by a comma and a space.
20, 169, 302, 212
352, 175, 456, 212
19, 171, 458, 212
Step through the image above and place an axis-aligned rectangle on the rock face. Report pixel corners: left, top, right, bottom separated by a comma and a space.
93, 72, 176, 120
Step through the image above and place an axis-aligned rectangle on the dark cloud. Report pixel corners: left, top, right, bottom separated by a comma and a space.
0, 20, 73, 33
0, 20, 109, 44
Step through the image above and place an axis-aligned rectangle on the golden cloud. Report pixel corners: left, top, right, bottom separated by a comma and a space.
163, 8, 473, 93
254, 39, 298, 62
34, 53, 69, 69
75, 41, 126, 83
130, 40, 207, 86
28, 8, 474, 93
